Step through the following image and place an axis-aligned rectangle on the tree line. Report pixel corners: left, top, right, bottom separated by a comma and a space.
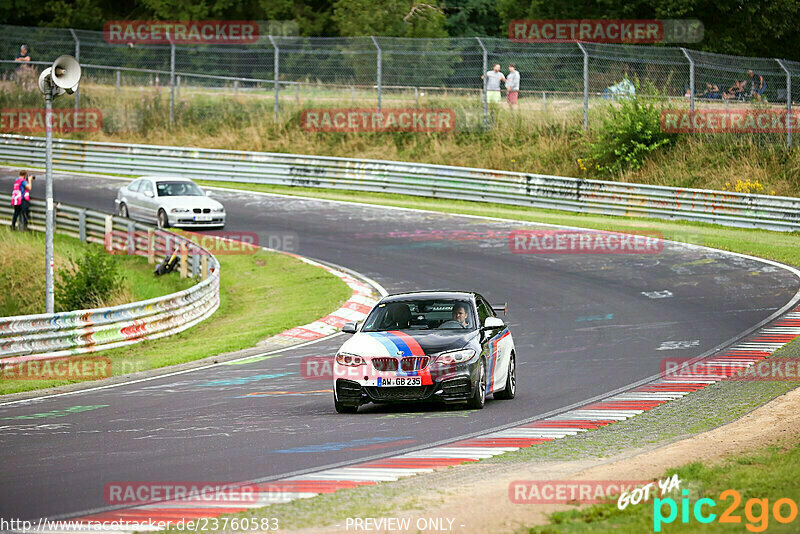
2, 0, 798, 61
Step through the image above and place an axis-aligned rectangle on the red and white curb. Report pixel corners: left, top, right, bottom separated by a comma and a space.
34, 307, 800, 533
263, 255, 379, 345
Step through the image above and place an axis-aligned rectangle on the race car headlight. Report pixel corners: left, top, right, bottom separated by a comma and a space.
435, 349, 475, 365
170, 208, 191, 213
336, 352, 366, 366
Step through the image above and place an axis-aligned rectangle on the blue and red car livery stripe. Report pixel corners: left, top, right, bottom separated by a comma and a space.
363, 331, 433, 385
487, 328, 510, 393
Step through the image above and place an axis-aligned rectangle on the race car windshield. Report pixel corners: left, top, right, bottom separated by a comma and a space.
157, 181, 205, 197
362, 300, 476, 331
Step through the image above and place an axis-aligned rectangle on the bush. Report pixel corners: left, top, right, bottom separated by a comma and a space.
56, 248, 124, 311
587, 96, 678, 176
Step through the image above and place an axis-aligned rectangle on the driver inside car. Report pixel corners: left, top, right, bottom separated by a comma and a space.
439, 302, 471, 329
452, 303, 469, 327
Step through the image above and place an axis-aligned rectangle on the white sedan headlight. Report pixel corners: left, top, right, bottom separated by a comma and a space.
170, 208, 191, 213
212, 207, 225, 213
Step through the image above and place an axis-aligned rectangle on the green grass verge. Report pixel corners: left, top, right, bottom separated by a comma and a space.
195, 180, 800, 268
0, 225, 194, 316
526, 442, 800, 533
0, 241, 351, 396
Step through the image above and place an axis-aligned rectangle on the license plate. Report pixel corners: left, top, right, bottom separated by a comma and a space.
194, 215, 212, 222
378, 377, 422, 387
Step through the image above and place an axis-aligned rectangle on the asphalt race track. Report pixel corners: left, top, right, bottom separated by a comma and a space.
2, 168, 799, 521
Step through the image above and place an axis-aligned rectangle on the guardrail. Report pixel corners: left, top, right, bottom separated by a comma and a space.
0, 193, 220, 362
1, 134, 799, 232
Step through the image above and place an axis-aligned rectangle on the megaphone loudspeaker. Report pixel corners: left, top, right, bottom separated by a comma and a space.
51, 55, 81, 90
38, 67, 53, 94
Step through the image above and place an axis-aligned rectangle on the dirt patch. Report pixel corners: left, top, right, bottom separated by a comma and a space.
292, 385, 800, 534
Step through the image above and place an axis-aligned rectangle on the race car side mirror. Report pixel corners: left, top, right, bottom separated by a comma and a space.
342, 322, 358, 334
483, 317, 504, 330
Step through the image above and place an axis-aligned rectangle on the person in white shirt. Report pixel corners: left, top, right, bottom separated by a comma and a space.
481, 64, 505, 104
506, 64, 520, 109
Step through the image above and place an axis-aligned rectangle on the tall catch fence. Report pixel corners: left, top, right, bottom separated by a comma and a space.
1, 24, 798, 145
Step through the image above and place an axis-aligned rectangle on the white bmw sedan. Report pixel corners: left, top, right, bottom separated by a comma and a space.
115, 177, 226, 229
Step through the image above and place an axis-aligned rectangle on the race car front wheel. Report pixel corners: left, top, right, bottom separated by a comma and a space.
334, 391, 358, 414
466, 359, 486, 409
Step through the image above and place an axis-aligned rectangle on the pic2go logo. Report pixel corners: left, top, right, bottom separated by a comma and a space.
654, 489, 799, 532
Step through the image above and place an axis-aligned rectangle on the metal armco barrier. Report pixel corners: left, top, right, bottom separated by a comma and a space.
1, 134, 799, 231
0, 193, 220, 361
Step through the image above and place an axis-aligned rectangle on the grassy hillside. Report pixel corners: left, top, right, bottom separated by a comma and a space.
3, 81, 798, 197
0, 226, 193, 316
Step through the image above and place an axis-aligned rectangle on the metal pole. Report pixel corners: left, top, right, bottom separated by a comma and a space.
169, 41, 175, 126
371, 36, 382, 113
475, 37, 487, 125
577, 42, 588, 129
45, 89, 55, 313
776, 59, 792, 149
69, 29, 80, 115
116, 69, 120, 92
268, 35, 279, 121
680, 48, 695, 131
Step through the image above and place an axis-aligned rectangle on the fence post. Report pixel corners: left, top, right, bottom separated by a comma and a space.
295, 82, 299, 105
414, 86, 419, 106
192, 253, 199, 277
116, 69, 120, 92
371, 36, 382, 113
776, 59, 792, 149
680, 48, 695, 131
542, 91, 546, 112
169, 40, 175, 127
69, 29, 80, 115
176, 75, 180, 98
179, 242, 188, 278
475, 37, 488, 125
148, 228, 155, 264
268, 35, 279, 121
201, 255, 208, 281
126, 221, 136, 255
576, 42, 588, 129
234, 79, 238, 96
78, 208, 87, 242
104, 215, 113, 252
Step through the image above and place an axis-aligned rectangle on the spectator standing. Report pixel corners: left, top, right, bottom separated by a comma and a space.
481, 64, 505, 105
10, 170, 29, 231
748, 70, 766, 101
506, 64, 520, 110
21, 174, 33, 231
15, 44, 31, 64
